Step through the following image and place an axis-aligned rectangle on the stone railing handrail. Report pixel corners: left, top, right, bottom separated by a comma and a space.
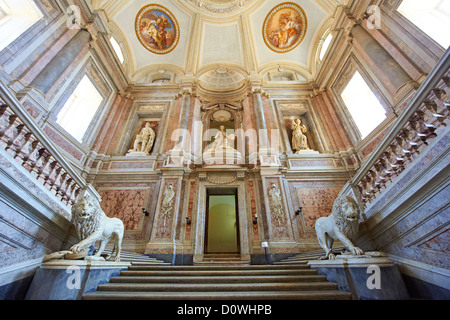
0, 80, 99, 206
348, 48, 449, 206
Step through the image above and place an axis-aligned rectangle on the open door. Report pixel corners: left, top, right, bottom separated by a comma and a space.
205, 189, 240, 254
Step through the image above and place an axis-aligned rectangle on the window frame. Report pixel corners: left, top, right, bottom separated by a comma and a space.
55, 74, 104, 143
396, 0, 450, 49
332, 56, 393, 144
50, 67, 109, 147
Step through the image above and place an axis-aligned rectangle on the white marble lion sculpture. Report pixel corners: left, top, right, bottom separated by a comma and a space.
315, 195, 364, 260
43, 193, 124, 262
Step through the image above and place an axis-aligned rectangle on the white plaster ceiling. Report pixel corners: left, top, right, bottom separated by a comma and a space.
91, 0, 345, 85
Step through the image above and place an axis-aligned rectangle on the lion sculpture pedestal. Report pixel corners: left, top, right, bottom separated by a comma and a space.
311, 195, 409, 299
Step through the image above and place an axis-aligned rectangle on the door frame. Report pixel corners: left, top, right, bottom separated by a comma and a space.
193, 179, 250, 263
204, 189, 240, 254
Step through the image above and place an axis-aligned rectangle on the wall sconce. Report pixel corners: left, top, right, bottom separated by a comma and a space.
186, 217, 191, 225
253, 214, 258, 225
295, 205, 303, 216
142, 208, 149, 217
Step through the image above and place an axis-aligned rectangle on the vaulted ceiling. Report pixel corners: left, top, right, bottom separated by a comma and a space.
90, 0, 348, 90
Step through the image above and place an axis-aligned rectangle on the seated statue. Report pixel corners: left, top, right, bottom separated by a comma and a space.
203, 125, 243, 164
291, 118, 309, 152
208, 125, 236, 151
129, 122, 155, 155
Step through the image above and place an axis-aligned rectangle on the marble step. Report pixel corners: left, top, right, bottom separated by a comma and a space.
274, 247, 346, 264
83, 290, 352, 300
120, 269, 318, 277
126, 264, 310, 271
83, 263, 351, 300
110, 274, 327, 284
94, 281, 338, 292
101, 249, 169, 264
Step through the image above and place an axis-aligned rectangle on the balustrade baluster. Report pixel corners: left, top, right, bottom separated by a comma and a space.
0, 103, 7, 117
5, 123, 25, 152
0, 114, 18, 139
13, 131, 32, 159
43, 160, 58, 186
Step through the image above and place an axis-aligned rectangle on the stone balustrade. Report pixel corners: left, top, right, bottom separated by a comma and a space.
0, 81, 97, 206
351, 49, 449, 207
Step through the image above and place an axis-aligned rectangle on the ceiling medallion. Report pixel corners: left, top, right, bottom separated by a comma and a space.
263, 2, 308, 53
135, 4, 180, 55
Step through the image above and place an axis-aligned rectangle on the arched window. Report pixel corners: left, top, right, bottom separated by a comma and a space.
319, 33, 333, 60
398, 0, 450, 48
109, 36, 124, 64
0, 0, 43, 51
340, 71, 387, 139
56, 75, 103, 142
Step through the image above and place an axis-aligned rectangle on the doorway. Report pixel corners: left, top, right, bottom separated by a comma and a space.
205, 189, 240, 254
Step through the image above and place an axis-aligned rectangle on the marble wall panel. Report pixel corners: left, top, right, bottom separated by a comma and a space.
287, 180, 345, 240
97, 189, 147, 231
95, 182, 159, 243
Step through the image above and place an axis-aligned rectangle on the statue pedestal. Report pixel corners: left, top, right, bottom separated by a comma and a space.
25, 260, 130, 300
294, 149, 319, 155
126, 151, 149, 157
307, 254, 410, 300
164, 148, 192, 167
203, 147, 244, 165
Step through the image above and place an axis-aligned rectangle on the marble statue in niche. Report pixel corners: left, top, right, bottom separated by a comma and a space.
268, 183, 285, 226
127, 122, 156, 156
291, 118, 309, 152
209, 125, 236, 151
202, 107, 244, 164
160, 183, 175, 228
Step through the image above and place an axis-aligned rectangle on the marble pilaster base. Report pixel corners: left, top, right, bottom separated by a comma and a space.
308, 255, 410, 300
25, 260, 130, 300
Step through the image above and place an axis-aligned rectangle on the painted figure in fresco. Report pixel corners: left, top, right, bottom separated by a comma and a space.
270, 11, 302, 49
160, 183, 175, 228
268, 183, 285, 226
140, 14, 173, 50
291, 118, 309, 152
132, 122, 155, 154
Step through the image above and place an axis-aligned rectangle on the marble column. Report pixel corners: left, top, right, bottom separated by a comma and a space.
351, 25, 413, 99
166, 90, 192, 166
253, 89, 269, 149
178, 91, 191, 152
252, 89, 279, 168
30, 29, 91, 95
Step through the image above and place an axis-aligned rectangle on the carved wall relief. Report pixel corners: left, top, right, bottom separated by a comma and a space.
154, 179, 178, 239
265, 178, 291, 239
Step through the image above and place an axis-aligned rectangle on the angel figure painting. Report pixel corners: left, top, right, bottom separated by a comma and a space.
135, 4, 179, 54
263, 2, 307, 53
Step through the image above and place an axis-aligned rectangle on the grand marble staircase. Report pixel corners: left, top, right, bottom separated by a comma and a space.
82, 258, 351, 300
274, 247, 346, 265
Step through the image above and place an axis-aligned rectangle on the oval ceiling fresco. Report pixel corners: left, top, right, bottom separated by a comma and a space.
135, 4, 180, 55
263, 2, 308, 53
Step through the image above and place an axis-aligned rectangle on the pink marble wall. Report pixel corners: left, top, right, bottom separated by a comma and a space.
287, 180, 345, 239
247, 180, 260, 241
95, 182, 159, 242
185, 180, 196, 241
43, 125, 84, 161
98, 189, 146, 230
295, 187, 342, 229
